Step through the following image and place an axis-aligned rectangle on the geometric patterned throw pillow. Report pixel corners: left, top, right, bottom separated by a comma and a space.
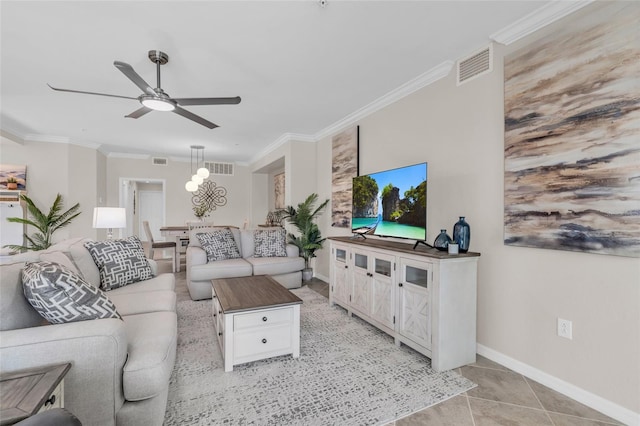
22, 261, 122, 324
254, 228, 287, 257
84, 236, 153, 291
196, 229, 241, 262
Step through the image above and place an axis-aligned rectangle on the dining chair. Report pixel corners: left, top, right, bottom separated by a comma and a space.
142, 221, 178, 273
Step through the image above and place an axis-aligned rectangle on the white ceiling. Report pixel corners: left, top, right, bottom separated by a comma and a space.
1, 1, 553, 163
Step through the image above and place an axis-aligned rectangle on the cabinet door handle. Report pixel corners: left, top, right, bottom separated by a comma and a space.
399, 283, 403, 287
213, 313, 217, 317
44, 394, 56, 406
219, 310, 222, 315
344, 265, 348, 269
262, 316, 268, 322
262, 338, 267, 344
218, 332, 223, 336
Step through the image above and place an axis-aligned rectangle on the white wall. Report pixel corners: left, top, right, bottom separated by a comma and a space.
312, 4, 640, 417
0, 137, 98, 241
106, 156, 252, 228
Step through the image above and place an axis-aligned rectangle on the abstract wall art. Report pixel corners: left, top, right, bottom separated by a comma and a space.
331, 126, 359, 228
504, 2, 640, 257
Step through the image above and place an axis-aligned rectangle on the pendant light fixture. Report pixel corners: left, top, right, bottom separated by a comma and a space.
185, 145, 208, 192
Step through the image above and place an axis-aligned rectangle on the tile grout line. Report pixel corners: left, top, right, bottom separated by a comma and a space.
523, 373, 557, 426
465, 392, 477, 426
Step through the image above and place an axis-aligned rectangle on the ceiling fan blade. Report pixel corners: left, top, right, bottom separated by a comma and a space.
47, 84, 136, 100
114, 61, 156, 95
125, 106, 153, 119
174, 96, 241, 106
173, 106, 218, 129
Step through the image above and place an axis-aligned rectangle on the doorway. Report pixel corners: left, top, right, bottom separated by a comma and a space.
119, 178, 167, 241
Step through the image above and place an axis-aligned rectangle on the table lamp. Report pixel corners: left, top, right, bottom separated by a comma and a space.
93, 207, 126, 240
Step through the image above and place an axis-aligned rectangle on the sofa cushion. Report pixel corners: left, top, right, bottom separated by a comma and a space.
84, 237, 153, 291
22, 261, 122, 324
69, 238, 101, 287
106, 273, 175, 295
109, 291, 176, 316
246, 256, 305, 276
39, 251, 80, 275
0, 261, 45, 330
253, 228, 287, 257
196, 230, 241, 262
190, 258, 253, 281
122, 311, 177, 401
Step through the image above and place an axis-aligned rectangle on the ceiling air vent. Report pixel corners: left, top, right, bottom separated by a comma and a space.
205, 161, 234, 176
152, 157, 168, 166
457, 44, 493, 86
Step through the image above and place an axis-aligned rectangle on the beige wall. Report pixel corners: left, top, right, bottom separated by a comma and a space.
312, 4, 640, 415
0, 137, 98, 241
106, 156, 252, 228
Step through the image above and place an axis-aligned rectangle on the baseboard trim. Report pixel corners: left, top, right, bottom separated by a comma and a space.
476, 344, 639, 426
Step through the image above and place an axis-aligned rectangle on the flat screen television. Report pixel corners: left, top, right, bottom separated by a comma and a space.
351, 162, 427, 241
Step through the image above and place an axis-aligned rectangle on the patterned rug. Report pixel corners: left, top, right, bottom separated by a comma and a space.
164, 287, 475, 425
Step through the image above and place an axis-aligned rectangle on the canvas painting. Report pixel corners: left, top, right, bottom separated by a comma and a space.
0, 164, 27, 190
504, 2, 640, 257
274, 172, 285, 210
331, 126, 359, 227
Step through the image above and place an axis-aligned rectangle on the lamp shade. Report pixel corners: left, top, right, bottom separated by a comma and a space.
93, 207, 126, 229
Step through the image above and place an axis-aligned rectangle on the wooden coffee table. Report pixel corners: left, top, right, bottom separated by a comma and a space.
211, 275, 303, 372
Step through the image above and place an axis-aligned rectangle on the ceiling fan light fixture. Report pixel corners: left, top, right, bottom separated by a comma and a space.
141, 95, 176, 111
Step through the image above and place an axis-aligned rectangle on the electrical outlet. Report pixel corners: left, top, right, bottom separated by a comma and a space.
557, 318, 572, 340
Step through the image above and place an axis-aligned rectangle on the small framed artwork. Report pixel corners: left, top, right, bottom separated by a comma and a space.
0, 164, 27, 190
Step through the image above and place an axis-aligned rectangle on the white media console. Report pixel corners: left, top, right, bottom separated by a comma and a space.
329, 236, 480, 372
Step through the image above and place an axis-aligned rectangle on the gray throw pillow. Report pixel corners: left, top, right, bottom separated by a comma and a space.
84, 236, 153, 291
254, 228, 287, 257
197, 229, 241, 262
22, 261, 122, 324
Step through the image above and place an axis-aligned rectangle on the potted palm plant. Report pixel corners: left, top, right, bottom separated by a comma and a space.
4, 193, 81, 252
281, 193, 329, 282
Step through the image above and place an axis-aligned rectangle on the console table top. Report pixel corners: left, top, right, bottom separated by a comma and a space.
329, 236, 480, 259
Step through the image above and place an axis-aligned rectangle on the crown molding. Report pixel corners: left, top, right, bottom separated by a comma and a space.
314, 60, 454, 142
250, 132, 316, 164
0, 128, 26, 144
491, 0, 594, 46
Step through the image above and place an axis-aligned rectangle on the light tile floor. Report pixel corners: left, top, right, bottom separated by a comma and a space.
170, 269, 621, 426
305, 279, 622, 426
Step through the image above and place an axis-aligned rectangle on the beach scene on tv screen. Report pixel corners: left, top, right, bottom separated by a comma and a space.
352, 163, 427, 240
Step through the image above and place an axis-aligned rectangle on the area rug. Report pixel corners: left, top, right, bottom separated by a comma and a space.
164, 287, 475, 425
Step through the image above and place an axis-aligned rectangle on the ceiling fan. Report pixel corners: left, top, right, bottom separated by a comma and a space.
48, 50, 241, 129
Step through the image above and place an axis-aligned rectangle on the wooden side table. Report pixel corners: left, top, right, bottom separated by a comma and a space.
0, 363, 71, 425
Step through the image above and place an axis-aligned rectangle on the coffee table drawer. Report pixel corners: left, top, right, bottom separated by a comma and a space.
234, 307, 292, 330
234, 324, 292, 359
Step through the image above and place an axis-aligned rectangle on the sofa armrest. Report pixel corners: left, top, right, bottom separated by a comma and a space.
186, 246, 207, 267
0, 319, 128, 425
286, 244, 300, 258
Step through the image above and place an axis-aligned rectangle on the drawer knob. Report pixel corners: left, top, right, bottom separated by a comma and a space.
399, 283, 403, 287
262, 316, 268, 322
218, 332, 223, 336
45, 394, 56, 406
213, 314, 216, 317
262, 338, 267, 344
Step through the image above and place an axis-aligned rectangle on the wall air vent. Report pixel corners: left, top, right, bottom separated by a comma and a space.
205, 161, 234, 176
152, 157, 168, 166
457, 44, 493, 86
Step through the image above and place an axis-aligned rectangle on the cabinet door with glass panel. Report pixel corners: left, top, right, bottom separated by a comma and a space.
330, 244, 350, 307
369, 252, 396, 331
397, 257, 432, 350
350, 249, 372, 315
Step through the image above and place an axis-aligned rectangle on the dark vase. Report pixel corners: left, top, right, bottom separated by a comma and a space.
433, 229, 452, 251
453, 217, 471, 253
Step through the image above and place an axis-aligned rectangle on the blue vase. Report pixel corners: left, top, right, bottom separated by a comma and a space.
433, 229, 452, 251
453, 217, 470, 253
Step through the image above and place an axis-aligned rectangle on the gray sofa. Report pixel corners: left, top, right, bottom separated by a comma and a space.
186, 227, 305, 300
0, 237, 177, 426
